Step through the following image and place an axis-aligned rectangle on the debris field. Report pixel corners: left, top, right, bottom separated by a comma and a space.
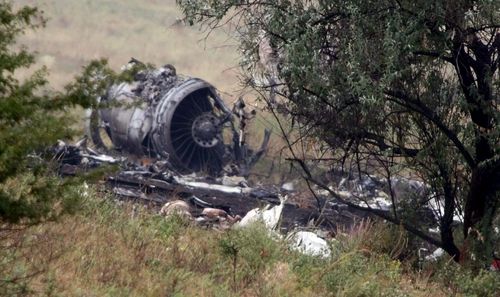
51, 61, 441, 258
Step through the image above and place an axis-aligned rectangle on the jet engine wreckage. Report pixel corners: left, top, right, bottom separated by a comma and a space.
50, 60, 499, 262
87, 60, 271, 177
74, 61, 366, 230
52, 61, 402, 258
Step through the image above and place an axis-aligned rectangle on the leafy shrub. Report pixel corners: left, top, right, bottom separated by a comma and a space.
437, 263, 500, 297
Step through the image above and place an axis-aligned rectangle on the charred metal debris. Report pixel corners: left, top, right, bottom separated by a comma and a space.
51, 60, 389, 257
86, 59, 270, 177
50, 61, 373, 232
54, 136, 370, 234
49, 61, 498, 262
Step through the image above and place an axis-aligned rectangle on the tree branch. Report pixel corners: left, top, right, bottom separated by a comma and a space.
384, 89, 476, 168
412, 50, 453, 63
285, 157, 444, 248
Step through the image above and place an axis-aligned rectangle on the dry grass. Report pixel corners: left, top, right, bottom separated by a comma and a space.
0, 185, 467, 297
3, 2, 497, 296
2, 195, 302, 296
15, 0, 240, 95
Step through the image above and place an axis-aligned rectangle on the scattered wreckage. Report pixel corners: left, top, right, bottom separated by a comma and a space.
54, 60, 488, 260
54, 137, 366, 231
55, 132, 499, 262
54, 138, 346, 258
53, 60, 358, 257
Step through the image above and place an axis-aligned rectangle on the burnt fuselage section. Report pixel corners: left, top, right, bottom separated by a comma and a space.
87, 62, 270, 176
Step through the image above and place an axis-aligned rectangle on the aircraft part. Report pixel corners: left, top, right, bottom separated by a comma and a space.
87, 61, 270, 176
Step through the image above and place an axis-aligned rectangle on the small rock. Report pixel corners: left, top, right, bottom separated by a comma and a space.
227, 214, 242, 224
160, 200, 192, 219
201, 208, 228, 219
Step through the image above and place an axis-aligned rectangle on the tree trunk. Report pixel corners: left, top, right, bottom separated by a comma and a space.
464, 162, 500, 237
454, 31, 498, 263
461, 138, 500, 263
437, 162, 461, 261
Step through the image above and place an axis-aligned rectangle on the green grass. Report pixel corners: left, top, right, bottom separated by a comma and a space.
1, 176, 498, 297
4, 184, 499, 296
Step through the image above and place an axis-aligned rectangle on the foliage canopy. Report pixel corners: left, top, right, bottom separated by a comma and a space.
178, 0, 500, 265
0, 2, 93, 223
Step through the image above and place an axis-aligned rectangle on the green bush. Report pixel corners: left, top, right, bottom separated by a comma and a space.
218, 224, 285, 286
437, 263, 500, 297
0, 1, 95, 224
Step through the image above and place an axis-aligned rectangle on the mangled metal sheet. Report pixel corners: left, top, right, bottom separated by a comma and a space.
54, 138, 368, 233
287, 231, 332, 258
87, 60, 270, 176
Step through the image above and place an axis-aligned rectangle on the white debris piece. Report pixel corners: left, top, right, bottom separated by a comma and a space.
262, 194, 287, 230
281, 181, 295, 192
235, 208, 262, 228
366, 196, 392, 211
221, 175, 248, 187
287, 231, 332, 258
174, 176, 246, 195
428, 226, 440, 234
425, 248, 445, 262
56, 139, 66, 148
338, 177, 348, 189
80, 153, 122, 163
235, 195, 288, 230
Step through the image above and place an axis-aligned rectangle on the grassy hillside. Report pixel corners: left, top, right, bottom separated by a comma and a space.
4, 186, 499, 296
15, 0, 240, 94
5, 186, 496, 297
